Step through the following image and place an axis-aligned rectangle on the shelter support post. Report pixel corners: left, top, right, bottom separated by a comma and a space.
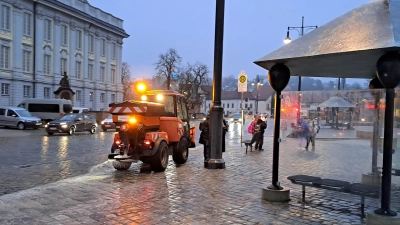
374, 88, 396, 216
262, 63, 290, 202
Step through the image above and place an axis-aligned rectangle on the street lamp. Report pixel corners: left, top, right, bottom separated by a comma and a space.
284, 16, 317, 91
252, 75, 264, 114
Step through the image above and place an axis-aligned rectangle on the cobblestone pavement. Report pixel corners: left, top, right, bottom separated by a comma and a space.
0, 122, 399, 224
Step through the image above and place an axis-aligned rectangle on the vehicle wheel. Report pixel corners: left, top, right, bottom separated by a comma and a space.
111, 161, 132, 170
17, 122, 25, 130
47, 132, 54, 135
173, 137, 189, 164
68, 126, 75, 135
102, 128, 107, 132
149, 141, 169, 172
90, 125, 96, 134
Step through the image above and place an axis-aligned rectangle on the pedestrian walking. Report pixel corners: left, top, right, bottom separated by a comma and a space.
199, 115, 210, 161
222, 118, 228, 153
305, 119, 320, 151
281, 119, 287, 141
297, 118, 310, 150
248, 117, 267, 150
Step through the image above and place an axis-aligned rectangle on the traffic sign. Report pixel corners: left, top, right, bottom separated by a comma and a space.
170, 74, 179, 79
238, 70, 247, 92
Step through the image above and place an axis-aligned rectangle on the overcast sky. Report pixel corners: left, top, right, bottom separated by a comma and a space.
91, 0, 370, 83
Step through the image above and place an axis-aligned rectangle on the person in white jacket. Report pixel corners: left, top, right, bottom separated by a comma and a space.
305, 119, 320, 151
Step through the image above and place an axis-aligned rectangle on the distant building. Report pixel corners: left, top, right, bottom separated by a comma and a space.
203, 85, 275, 116
0, 0, 129, 110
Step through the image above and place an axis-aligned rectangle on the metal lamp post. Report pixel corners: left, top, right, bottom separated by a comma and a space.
206, 0, 225, 169
252, 75, 263, 114
284, 16, 317, 91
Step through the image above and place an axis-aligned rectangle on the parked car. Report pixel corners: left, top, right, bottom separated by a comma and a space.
0, 106, 42, 129
72, 107, 89, 113
231, 113, 242, 124
101, 114, 116, 131
45, 113, 97, 135
18, 98, 73, 122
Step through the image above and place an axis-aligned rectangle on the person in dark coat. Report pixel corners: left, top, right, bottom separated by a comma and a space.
222, 119, 228, 153
249, 118, 267, 150
199, 115, 210, 161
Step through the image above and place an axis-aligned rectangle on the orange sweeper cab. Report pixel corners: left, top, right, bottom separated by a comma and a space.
108, 86, 196, 171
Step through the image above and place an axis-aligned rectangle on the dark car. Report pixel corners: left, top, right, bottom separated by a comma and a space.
45, 113, 97, 135
231, 113, 242, 124
101, 114, 116, 131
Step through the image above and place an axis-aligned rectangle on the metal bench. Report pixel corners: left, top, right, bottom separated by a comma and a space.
241, 140, 252, 154
377, 167, 400, 176
287, 175, 380, 218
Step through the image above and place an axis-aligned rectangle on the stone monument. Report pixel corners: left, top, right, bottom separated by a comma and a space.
54, 72, 75, 105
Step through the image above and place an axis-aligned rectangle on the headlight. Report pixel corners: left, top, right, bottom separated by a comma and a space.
239, 119, 242, 121
203, 117, 206, 120
61, 125, 68, 128
60, 122, 66, 125
101, 121, 104, 124
45, 123, 48, 128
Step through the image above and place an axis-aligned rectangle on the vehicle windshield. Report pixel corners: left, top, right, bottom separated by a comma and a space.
58, 114, 77, 121
15, 110, 32, 117
233, 114, 241, 118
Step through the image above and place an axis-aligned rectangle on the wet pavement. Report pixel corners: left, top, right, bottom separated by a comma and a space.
0, 121, 399, 224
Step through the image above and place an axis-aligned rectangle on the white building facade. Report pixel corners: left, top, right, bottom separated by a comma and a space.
0, 0, 129, 110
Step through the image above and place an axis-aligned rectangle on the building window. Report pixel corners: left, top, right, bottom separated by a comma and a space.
76, 61, 81, 79
112, 43, 116, 59
245, 103, 248, 108
88, 62, 93, 80
61, 25, 68, 46
0, 45, 10, 69
100, 63, 105, 82
22, 50, 31, 72
111, 66, 116, 84
232, 103, 234, 108
60, 58, 67, 75
23, 85, 31, 97
43, 87, 50, 98
1, 5, 10, 30
249, 103, 253, 108
44, 19, 51, 41
89, 92, 93, 101
111, 94, 115, 103
76, 30, 82, 49
43, 54, 51, 75
76, 90, 81, 100
223, 103, 225, 108
227, 103, 229, 108
100, 93, 105, 102
1, 83, 9, 95
89, 35, 94, 53
23, 13, 31, 36
101, 39, 106, 56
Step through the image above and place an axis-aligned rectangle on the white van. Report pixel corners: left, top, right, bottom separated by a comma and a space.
17, 99, 73, 122
72, 107, 89, 113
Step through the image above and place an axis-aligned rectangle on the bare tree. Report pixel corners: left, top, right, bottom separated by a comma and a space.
121, 62, 134, 101
177, 62, 210, 110
154, 48, 182, 90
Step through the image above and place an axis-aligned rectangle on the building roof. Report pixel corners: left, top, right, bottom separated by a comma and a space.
254, 0, 399, 79
251, 85, 275, 101
42, 0, 129, 38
